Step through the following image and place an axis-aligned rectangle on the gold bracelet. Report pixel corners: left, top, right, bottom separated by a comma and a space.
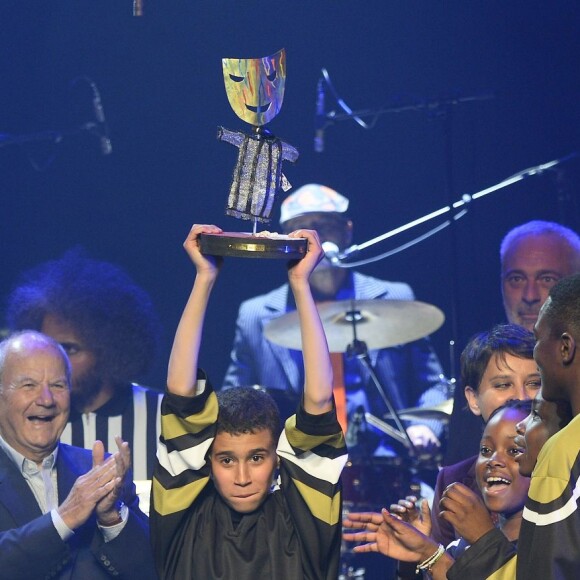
416, 543, 445, 574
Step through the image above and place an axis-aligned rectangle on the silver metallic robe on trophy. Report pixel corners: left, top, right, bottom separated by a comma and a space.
217, 126, 299, 222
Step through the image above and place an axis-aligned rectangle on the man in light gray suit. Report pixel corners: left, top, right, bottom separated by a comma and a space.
223, 183, 450, 453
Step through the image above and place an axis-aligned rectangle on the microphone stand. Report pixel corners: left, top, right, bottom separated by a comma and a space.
319, 69, 577, 360
335, 150, 576, 384
317, 68, 576, 273
442, 100, 460, 379
335, 152, 579, 266
324, 91, 495, 128
0, 122, 106, 149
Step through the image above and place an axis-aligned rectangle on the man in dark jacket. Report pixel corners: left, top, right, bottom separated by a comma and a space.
0, 331, 156, 579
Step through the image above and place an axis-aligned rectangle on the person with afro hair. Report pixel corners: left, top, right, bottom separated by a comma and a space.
5, 248, 162, 480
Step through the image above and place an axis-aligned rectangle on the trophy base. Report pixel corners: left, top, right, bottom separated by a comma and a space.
199, 232, 307, 260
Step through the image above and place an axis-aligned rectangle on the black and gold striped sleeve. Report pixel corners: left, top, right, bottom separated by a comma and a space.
516, 415, 580, 579
277, 401, 348, 580
150, 371, 217, 577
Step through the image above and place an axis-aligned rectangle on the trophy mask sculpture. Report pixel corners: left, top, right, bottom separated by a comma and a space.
222, 48, 286, 127
218, 48, 299, 225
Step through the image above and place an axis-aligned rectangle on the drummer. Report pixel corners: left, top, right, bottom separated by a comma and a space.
222, 183, 450, 459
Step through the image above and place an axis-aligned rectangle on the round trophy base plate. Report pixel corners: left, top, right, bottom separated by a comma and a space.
199, 232, 307, 260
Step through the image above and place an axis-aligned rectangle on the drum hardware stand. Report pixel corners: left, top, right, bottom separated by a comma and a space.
339, 562, 366, 580
344, 302, 417, 458
345, 406, 371, 454
341, 303, 422, 580
363, 413, 409, 446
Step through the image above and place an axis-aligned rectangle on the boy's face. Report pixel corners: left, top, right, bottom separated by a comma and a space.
476, 407, 530, 516
464, 353, 541, 421
514, 393, 569, 477
210, 428, 278, 514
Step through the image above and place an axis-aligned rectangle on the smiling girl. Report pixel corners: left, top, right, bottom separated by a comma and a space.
343, 400, 532, 578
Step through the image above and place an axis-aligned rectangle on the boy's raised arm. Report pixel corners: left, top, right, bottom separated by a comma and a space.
167, 223, 223, 397
287, 228, 334, 415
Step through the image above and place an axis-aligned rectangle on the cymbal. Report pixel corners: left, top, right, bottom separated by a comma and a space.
384, 398, 454, 422
264, 299, 445, 353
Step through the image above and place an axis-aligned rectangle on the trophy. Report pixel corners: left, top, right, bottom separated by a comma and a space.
199, 48, 307, 260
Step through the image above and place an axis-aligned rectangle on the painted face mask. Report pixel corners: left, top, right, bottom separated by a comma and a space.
222, 48, 286, 126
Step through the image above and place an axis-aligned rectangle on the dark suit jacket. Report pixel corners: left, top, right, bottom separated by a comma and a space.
0, 442, 157, 579
430, 454, 481, 547
222, 272, 448, 436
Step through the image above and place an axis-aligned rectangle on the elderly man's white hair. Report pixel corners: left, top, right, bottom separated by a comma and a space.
0, 330, 71, 386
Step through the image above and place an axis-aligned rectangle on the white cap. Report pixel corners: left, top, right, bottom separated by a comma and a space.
279, 183, 349, 225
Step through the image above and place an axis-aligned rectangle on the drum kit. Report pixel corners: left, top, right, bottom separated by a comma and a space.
264, 298, 453, 578
264, 298, 445, 353
264, 296, 451, 464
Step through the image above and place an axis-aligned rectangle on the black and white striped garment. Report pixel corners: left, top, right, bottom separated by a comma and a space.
151, 374, 348, 580
60, 383, 163, 481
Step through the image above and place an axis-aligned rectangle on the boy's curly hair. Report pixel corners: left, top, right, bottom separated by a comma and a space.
217, 386, 282, 442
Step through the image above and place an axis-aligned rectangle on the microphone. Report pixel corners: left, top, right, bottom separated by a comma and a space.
321, 241, 340, 264
88, 80, 112, 155
314, 77, 326, 153
321, 241, 360, 265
